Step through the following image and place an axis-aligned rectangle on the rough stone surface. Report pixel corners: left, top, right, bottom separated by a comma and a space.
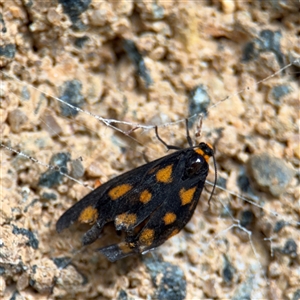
0, 1, 299, 299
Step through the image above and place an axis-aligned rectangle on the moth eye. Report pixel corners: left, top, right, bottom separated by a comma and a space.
184, 157, 204, 179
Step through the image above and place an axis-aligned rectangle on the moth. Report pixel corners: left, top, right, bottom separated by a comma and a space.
56, 121, 215, 262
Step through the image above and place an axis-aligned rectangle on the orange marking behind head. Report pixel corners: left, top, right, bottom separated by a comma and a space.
139, 190, 152, 204
139, 228, 155, 246
180, 187, 197, 206
78, 206, 98, 224
194, 148, 210, 162
194, 143, 213, 162
108, 184, 132, 200
163, 212, 177, 225
156, 165, 173, 183
194, 148, 204, 156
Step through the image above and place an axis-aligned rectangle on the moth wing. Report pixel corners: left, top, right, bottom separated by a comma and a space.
138, 176, 206, 251
56, 162, 150, 233
56, 150, 185, 235
82, 150, 191, 245
135, 154, 210, 252
98, 148, 210, 261
56, 187, 103, 233
108, 149, 191, 232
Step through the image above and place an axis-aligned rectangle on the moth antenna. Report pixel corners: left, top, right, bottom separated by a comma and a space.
185, 119, 193, 147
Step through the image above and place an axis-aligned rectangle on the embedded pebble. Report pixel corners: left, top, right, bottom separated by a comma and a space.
7, 108, 28, 133
59, 80, 84, 117
123, 39, 153, 88
222, 256, 234, 284
86, 161, 104, 178
38, 152, 70, 188
188, 84, 210, 119
58, 0, 91, 29
0, 43, 16, 58
247, 153, 295, 197
41, 112, 62, 137
281, 239, 298, 258
144, 257, 186, 300
70, 158, 85, 179
268, 84, 292, 106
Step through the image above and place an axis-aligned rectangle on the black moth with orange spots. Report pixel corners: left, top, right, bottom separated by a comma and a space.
56, 120, 215, 262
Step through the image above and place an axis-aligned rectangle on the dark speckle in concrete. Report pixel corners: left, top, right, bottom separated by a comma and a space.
217, 176, 227, 189
117, 290, 128, 300
237, 174, 252, 194
240, 210, 254, 229
222, 256, 234, 284
21, 86, 31, 101
188, 85, 210, 123
59, 80, 84, 117
281, 239, 297, 258
242, 30, 285, 69
268, 84, 292, 106
0, 43, 16, 58
41, 192, 58, 201
52, 257, 71, 269
271, 85, 292, 101
0, 13, 7, 33
292, 289, 300, 300
12, 225, 39, 249
74, 35, 90, 48
9, 291, 21, 300
58, 0, 91, 30
123, 39, 153, 88
232, 276, 253, 300
144, 257, 186, 300
273, 220, 287, 233
38, 152, 70, 188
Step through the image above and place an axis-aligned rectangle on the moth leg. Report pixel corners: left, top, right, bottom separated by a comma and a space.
98, 242, 138, 262
155, 126, 181, 150
82, 221, 104, 245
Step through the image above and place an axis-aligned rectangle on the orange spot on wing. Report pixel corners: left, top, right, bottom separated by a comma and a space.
108, 184, 132, 200
115, 213, 137, 229
78, 206, 98, 224
163, 212, 177, 225
139, 228, 155, 246
139, 190, 152, 204
180, 187, 197, 205
156, 165, 173, 183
